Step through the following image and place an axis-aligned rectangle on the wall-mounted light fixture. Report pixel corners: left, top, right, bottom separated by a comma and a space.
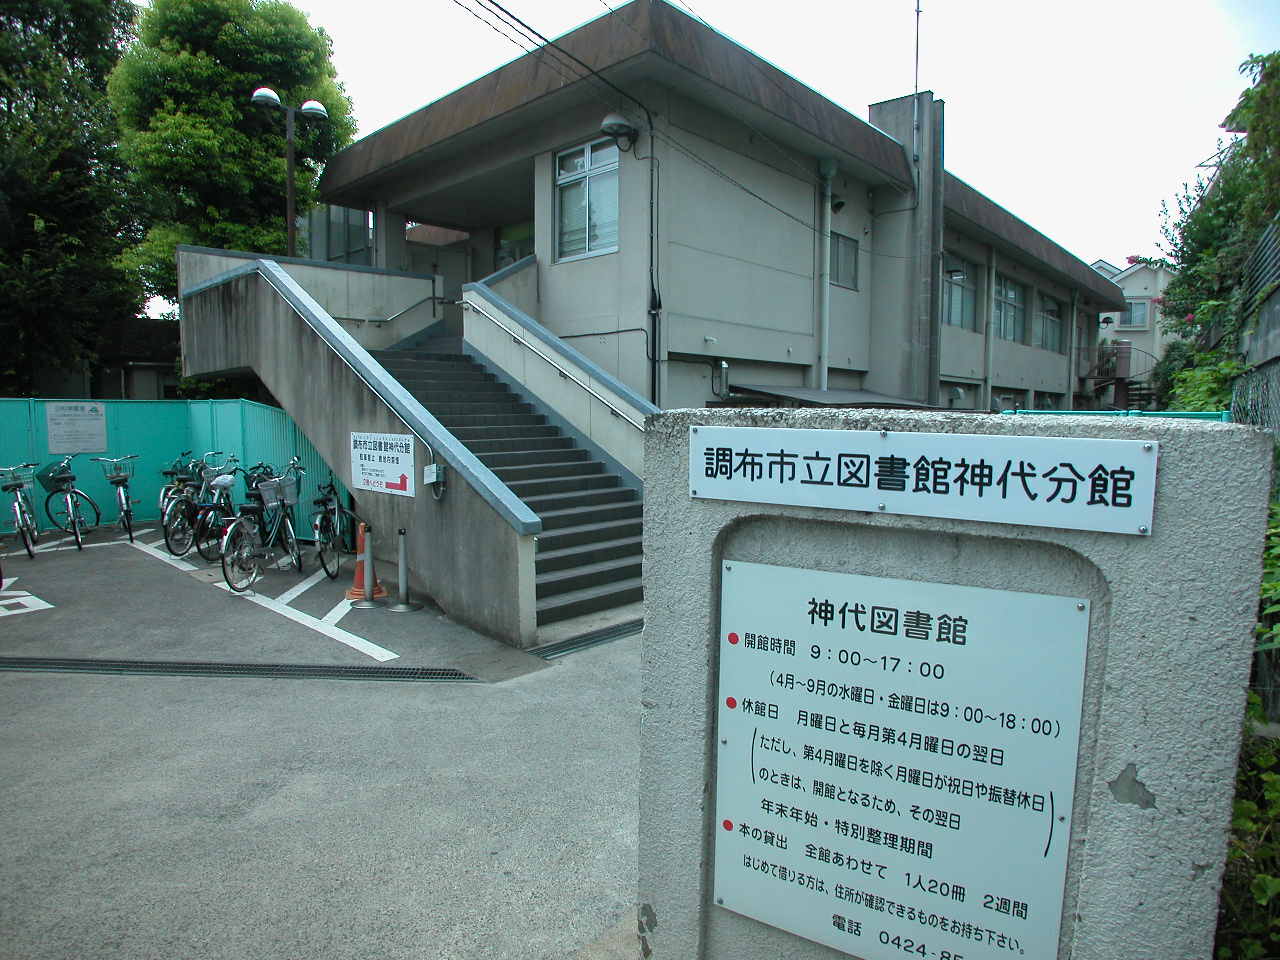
600, 112, 639, 150
831, 194, 846, 214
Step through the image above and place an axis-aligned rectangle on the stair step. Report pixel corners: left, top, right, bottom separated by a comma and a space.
410, 389, 517, 405
435, 413, 547, 429
491, 460, 606, 482
536, 555, 643, 599
536, 501, 642, 531
377, 360, 490, 375
535, 534, 643, 573
451, 424, 563, 442
427, 401, 533, 417
525, 488, 636, 513
465, 436, 576, 455
478, 449, 592, 469
536, 576, 644, 626
534, 517, 643, 552
397, 379, 503, 394
508, 474, 620, 498
369, 350, 471, 363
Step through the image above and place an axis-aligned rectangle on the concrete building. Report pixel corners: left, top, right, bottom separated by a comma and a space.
178, 0, 1125, 646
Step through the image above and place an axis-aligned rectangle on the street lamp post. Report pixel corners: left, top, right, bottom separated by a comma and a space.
251, 87, 329, 258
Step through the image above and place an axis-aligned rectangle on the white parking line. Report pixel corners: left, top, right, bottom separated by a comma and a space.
322, 598, 354, 625
128, 538, 198, 572
275, 567, 328, 607
217, 585, 397, 662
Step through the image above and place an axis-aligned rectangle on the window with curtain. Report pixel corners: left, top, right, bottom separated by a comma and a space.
830, 232, 859, 289
556, 139, 619, 261
1035, 294, 1065, 353
1119, 300, 1149, 329
943, 253, 977, 331
993, 273, 1027, 342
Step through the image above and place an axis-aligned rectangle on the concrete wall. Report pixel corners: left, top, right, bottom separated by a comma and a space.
639, 407, 1271, 960
177, 248, 440, 352
180, 269, 538, 646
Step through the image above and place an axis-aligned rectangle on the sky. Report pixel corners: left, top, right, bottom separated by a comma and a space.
289, 0, 1280, 270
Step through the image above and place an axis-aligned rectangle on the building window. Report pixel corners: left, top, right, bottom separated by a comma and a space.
830, 232, 859, 290
1034, 294, 1066, 353
1119, 300, 1150, 330
556, 139, 619, 261
943, 253, 977, 331
993, 273, 1026, 342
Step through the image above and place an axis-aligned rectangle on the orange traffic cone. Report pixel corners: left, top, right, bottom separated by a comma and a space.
346, 523, 388, 601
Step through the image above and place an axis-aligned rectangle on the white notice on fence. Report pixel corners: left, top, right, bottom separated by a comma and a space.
690, 426, 1158, 535
714, 561, 1088, 959
46, 402, 107, 454
350, 432, 415, 498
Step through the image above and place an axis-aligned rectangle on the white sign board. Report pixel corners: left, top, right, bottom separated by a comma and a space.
350, 432, 415, 498
714, 561, 1088, 959
690, 426, 1157, 535
46, 402, 106, 454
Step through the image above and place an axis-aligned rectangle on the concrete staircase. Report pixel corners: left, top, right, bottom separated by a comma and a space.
368, 347, 643, 627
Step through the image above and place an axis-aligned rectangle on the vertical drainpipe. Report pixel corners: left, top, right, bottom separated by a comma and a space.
817, 158, 836, 392
926, 101, 944, 408
1066, 291, 1079, 410
981, 251, 996, 411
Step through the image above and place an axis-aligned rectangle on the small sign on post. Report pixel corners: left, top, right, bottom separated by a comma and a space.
350, 431, 416, 498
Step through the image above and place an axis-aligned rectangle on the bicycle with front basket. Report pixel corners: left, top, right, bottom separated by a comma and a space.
220, 458, 305, 592
310, 473, 364, 580
90, 455, 139, 543
40, 454, 101, 550
1, 462, 40, 559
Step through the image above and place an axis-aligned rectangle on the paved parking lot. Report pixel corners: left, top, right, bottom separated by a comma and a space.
0, 527, 640, 959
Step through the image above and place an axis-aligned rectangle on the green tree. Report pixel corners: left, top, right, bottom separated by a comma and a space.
0, 0, 145, 395
109, 0, 356, 301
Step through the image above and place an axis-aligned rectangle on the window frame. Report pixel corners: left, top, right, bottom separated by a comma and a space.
554, 138, 620, 263
1035, 293, 1066, 353
993, 273, 1027, 343
830, 231, 859, 291
942, 253, 978, 332
1118, 299, 1151, 331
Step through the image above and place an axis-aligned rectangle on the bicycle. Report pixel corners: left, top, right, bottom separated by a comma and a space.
310, 474, 364, 580
158, 450, 197, 517
220, 459, 306, 592
192, 460, 275, 562
39, 454, 101, 550
162, 452, 235, 557
90, 455, 139, 543
1, 462, 40, 559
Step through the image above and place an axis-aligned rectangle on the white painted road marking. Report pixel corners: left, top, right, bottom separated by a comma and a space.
216, 586, 398, 662
0, 577, 54, 618
128, 538, 198, 572
276, 567, 328, 607
322, 598, 354, 625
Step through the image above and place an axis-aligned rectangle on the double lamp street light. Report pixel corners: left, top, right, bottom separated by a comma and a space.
251, 86, 329, 258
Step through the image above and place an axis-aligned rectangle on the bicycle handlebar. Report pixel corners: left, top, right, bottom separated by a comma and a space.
0, 462, 39, 471
90, 454, 139, 463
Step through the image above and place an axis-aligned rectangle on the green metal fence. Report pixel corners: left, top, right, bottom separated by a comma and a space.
1003, 409, 1232, 422
0, 398, 346, 534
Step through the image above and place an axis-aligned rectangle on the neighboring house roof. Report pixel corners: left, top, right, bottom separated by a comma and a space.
1091, 259, 1122, 278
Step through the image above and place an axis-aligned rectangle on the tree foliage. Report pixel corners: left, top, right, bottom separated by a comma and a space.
0, 0, 145, 395
109, 0, 356, 300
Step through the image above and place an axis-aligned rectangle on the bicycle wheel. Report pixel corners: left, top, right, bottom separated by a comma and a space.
220, 520, 261, 592
315, 513, 340, 579
14, 500, 36, 559
194, 507, 227, 562
163, 498, 196, 556
46, 490, 97, 535
280, 515, 302, 573
117, 487, 134, 543
20, 494, 39, 545
68, 494, 83, 550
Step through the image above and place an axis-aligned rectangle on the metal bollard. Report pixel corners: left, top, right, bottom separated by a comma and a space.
387, 528, 423, 612
351, 524, 384, 608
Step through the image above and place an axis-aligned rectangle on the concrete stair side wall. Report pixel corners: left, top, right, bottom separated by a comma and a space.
180, 269, 539, 647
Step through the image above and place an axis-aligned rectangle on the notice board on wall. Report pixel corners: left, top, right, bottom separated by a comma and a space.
714, 560, 1089, 959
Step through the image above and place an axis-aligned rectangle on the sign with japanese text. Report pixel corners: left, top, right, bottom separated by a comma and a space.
45, 402, 107, 454
690, 426, 1157, 535
350, 432, 415, 498
714, 561, 1088, 959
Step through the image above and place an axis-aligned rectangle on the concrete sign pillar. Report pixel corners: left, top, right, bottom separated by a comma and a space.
639, 409, 1271, 960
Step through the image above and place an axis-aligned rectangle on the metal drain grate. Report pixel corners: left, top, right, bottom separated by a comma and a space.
0, 657, 477, 682
535, 618, 644, 660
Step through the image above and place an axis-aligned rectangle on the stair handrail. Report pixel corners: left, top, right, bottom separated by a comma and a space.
461, 297, 647, 432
